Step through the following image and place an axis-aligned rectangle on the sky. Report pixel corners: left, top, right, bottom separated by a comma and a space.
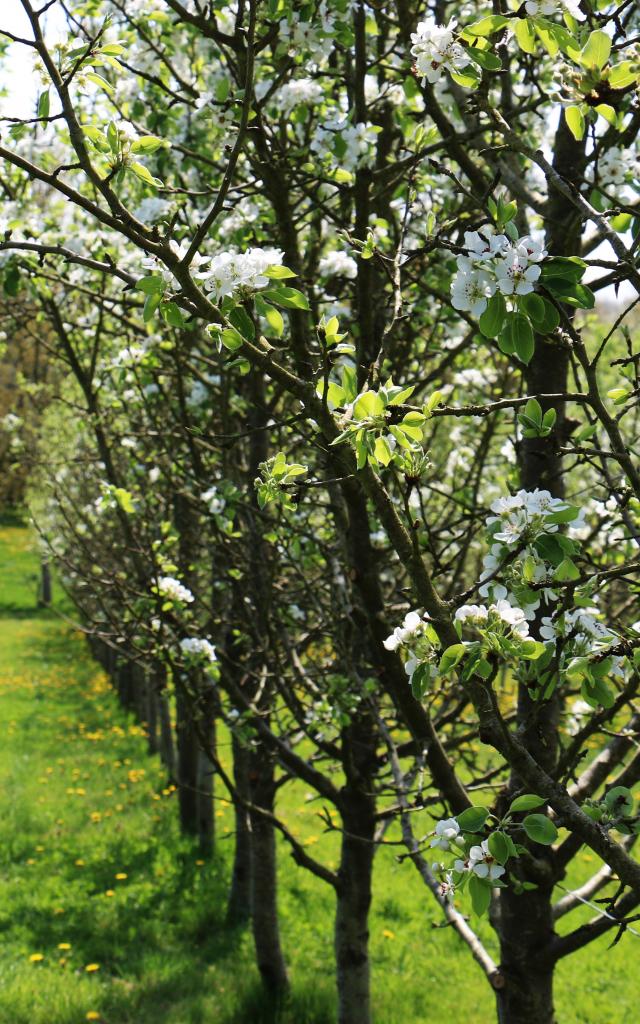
1, 0, 67, 118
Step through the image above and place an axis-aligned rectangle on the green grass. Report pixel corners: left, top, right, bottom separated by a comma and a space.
0, 524, 637, 1024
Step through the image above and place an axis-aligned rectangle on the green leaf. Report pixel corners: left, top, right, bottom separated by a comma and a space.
130, 162, 161, 187
457, 806, 489, 833
38, 90, 50, 118
373, 435, 393, 466
220, 328, 244, 351
479, 293, 506, 338
466, 15, 508, 36
580, 30, 611, 71
514, 19, 537, 55
488, 831, 511, 865
143, 290, 162, 322
522, 813, 558, 846
468, 873, 491, 916
228, 305, 256, 341
130, 135, 169, 154
609, 61, 637, 90
114, 488, 135, 513
467, 46, 502, 71
4, 265, 20, 297
520, 639, 546, 660
604, 786, 634, 816
565, 105, 585, 141
263, 265, 297, 280
85, 71, 115, 95
161, 301, 186, 327
354, 391, 385, 418
439, 643, 466, 672
509, 794, 546, 814
501, 312, 534, 364
263, 286, 310, 311
136, 275, 165, 296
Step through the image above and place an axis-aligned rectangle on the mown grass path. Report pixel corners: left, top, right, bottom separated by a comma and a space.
0, 524, 636, 1024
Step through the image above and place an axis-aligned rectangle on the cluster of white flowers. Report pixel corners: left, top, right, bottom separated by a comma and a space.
2, 412, 22, 432
455, 600, 530, 638
383, 610, 430, 678
451, 229, 547, 316
430, 817, 461, 851
311, 118, 378, 170
318, 250, 358, 279
410, 18, 467, 85
179, 636, 217, 662
540, 607, 614, 648
454, 840, 506, 881
277, 77, 324, 111
156, 576, 195, 604
195, 246, 284, 302
479, 489, 580, 619
448, 228, 544, 315
524, 0, 585, 19
593, 147, 640, 192
486, 488, 573, 546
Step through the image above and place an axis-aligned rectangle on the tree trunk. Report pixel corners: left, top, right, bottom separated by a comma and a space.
116, 659, 136, 713
335, 795, 375, 1024
496, 888, 556, 1024
39, 558, 52, 606
226, 732, 252, 924
496, 112, 585, 1024
248, 745, 289, 994
157, 686, 176, 778
145, 677, 159, 756
335, 714, 376, 1024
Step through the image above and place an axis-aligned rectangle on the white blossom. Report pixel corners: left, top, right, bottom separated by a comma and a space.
410, 18, 467, 85
156, 576, 195, 604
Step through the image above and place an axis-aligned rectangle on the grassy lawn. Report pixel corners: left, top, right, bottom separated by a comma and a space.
0, 523, 636, 1024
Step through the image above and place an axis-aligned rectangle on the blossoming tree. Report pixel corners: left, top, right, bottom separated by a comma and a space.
1, 1, 640, 1022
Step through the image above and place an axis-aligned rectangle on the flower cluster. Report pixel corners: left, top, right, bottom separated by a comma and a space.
451, 229, 547, 317
195, 247, 284, 302
454, 600, 530, 639
318, 250, 358, 279
179, 636, 217, 662
383, 610, 432, 679
454, 840, 506, 881
156, 576, 194, 604
277, 77, 324, 111
410, 18, 466, 85
479, 488, 582, 620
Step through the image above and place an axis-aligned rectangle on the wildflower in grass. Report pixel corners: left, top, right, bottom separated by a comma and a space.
86, 1014, 101, 1022
382, 928, 396, 939
85, 963, 100, 973
58, 942, 71, 950
115, 872, 127, 880
29, 953, 44, 962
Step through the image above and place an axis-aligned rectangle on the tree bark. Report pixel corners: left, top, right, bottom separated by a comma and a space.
226, 732, 252, 924
335, 716, 376, 1024
496, 112, 585, 1024
248, 744, 289, 994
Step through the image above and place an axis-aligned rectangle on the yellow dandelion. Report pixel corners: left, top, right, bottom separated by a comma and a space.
104, 890, 115, 898
75, 859, 85, 867
195, 860, 205, 867
115, 872, 127, 880
382, 929, 395, 940
58, 943, 71, 950
85, 963, 100, 973
29, 953, 44, 963
86, 1014, 101, 1021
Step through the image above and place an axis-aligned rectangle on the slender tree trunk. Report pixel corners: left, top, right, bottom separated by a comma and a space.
39, 558, 52, 606
496, 113, 585, 1024
157, 685, 176, 778
226, 732, 252, 924
145, 678, 159, 756
248, 745, 289, 994
116, 659, 136, 713
196, 684, 216, 856
335, 715, 376, 1024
